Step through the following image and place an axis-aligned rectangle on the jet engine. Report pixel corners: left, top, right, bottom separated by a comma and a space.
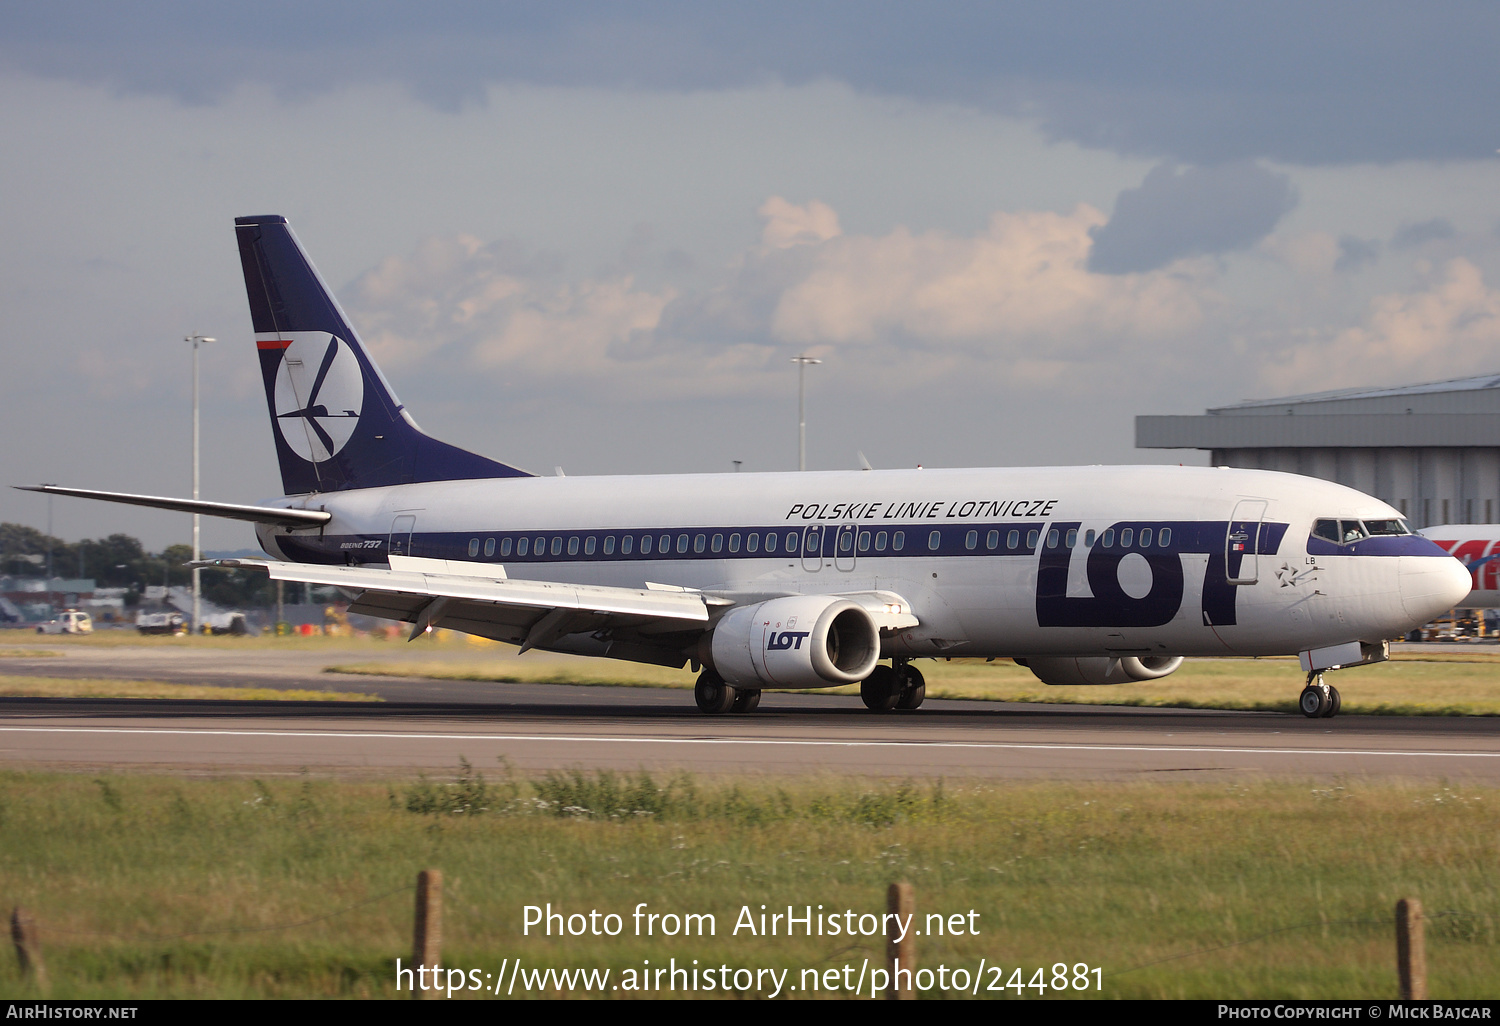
708, 595, 881, 689
1015, 655, 1185, 686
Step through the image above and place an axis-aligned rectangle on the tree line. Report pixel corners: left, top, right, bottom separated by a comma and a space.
0, 523, 273, 609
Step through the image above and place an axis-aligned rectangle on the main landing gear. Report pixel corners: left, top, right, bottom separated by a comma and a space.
694, 670, 760, 715
1298, 672, 1342, 719
860, 661, 926, 712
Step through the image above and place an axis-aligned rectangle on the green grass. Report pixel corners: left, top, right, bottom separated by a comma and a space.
328, 651, 1500, 716
0, 674, 380, 702
0, 768, 1496, 999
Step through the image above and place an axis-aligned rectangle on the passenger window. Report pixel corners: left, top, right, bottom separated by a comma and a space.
875, 531, 888, 551
764, 532, 776, 553
584, 536, 596, 555
1065, 529, 1077, 548
517, 538, 529, 556
1120, 528, 1133, 547
858, 531, 871, 552
1140, 528, 1152, 547
748, 533, 761, 553
603, 536, 616, 555
806, 531, 819, 553
1340, 520, 1368, 544
1047, 529, 1059, 548
1084, 529, 1095, 547
893, 531, 905, 551
621, 535, 633, 554
1007, 529, 1019, 549
728, 533, 740, 553
966, 530, 978, 550
500, 537, 513, 557
929, 530, 942, 551
1101, 528, 1114, 547
484, 537, 496, 557
786, 533, 799, 552
550, 537, 563, 556
1026, 529, 1039, 549
660, 534, 671, 553
640, 535, 652, 554
711, 534, 723, 553
692, 534, 705, 553
677, 534, 690, 554
839, 531, 853, 552
468, 538, 480, 557
986, 530, 999, 550
1312, 519, 1341, 543
1159, 528, 1171, 547
567, 536, 579, 556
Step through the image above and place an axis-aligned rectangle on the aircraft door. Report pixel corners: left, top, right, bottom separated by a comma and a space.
1226, 499, 1267, 585
389, 514, 417, 558
801, 525, 824, 572
834, 522, 858, 572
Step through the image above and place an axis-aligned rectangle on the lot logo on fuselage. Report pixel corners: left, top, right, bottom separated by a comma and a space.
273, 334, 364, 463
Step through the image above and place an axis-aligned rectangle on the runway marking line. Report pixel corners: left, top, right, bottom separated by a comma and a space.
0, 725, 1495, 760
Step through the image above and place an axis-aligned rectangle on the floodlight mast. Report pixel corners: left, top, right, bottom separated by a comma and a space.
791, 355, 821, 471
186, 335, 215, 634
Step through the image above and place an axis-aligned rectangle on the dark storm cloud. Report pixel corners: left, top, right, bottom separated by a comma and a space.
1086, 162, 1297, 274
3, 2, 1499, 164
1391, 218, 1457, 249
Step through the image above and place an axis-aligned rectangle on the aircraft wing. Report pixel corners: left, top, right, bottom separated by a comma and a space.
197, 555, 712, 665
14, 485, 330, 528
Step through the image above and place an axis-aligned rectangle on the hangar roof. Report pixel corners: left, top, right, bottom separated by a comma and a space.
1137, 372, 1500, 449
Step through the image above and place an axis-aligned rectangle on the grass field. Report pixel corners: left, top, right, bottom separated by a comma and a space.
0, 674, 379, 702
0, 768, 1494, 999
328, 649, 1500, 716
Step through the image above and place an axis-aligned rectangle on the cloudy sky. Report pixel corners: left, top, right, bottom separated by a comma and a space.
3, 2, 1500, 551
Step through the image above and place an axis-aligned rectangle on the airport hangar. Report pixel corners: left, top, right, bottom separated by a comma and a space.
1135, 373, 1500, 530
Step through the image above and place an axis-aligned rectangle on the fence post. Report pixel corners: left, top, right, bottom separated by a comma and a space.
887, 881, 914, 1001
11, 907, 48, 995
413, 869, 443, 1000
1396, 897, 1426, 1000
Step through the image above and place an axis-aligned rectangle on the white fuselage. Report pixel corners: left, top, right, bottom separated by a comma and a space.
257, 464, 1469, 661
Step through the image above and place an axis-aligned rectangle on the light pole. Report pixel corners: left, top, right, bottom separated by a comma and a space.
186, 335, 215, 634
791, 355, 821, 471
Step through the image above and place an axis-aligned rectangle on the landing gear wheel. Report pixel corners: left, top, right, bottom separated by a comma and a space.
895, 664, 926, 710
860, 665, 901, 711
1320, 685, 1341, 718
1299, 682, 1329, 718
731, 688, 762, 713
694, 671, 737, 714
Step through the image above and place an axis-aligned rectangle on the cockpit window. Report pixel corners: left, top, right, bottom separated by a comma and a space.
1363, 519, 1411, 536
1340, 520, 1369, 543
1312, 519, 1341, 543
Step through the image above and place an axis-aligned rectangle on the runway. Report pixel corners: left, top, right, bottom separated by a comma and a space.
1, 641, 1497, 779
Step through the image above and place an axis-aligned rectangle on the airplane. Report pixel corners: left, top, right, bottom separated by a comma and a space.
1417, 525, 1500, 608
18, 215, 1472, 719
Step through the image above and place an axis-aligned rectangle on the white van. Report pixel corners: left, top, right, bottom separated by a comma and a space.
36, 609, 93, 635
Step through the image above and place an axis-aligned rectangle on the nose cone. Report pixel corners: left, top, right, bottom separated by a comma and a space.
1399, 555, 1474, 623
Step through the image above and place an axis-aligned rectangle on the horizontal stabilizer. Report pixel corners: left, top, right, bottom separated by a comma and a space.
14, 485, 331, 528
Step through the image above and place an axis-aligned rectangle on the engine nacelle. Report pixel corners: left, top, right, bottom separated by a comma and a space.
709, 596, 881, 689
1016, 655, 1185, 686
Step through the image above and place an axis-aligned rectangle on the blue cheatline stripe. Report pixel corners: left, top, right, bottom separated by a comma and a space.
285, 519, 1293, 567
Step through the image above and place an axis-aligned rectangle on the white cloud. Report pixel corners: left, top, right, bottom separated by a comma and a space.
1260, 258, 1500, 388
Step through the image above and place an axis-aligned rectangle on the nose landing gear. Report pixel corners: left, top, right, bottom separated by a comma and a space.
1298, 673, 1342, 718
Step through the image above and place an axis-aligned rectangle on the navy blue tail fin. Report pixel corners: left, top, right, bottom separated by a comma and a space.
234, 215, 531, 495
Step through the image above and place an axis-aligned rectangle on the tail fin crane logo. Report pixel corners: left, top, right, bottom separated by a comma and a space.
270, 333, 364, 463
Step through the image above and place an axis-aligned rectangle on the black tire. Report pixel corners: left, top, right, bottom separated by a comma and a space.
1321, 685, 1341, 718
896, 664, 927, 710
694, 671, 736, 714
1298, 686, 1328, 718
861, 665, 900, 711
732, 688, 762, 713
